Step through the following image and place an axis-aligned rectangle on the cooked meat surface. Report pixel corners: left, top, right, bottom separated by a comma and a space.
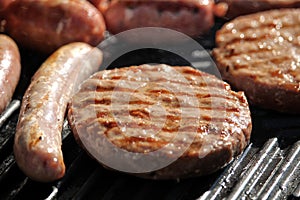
213, 9, 300, 113
0, 34, 20, 114
218, 0, 300, 19
68, 64, 252, 179
96, 0, 216, 37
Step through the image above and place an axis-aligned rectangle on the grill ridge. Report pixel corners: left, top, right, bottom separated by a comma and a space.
199, 138, 300, 200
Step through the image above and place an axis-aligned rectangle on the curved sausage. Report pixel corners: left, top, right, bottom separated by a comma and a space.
0, 34, 21, 114
0, 0, 12, 21
96, 0, 215, 37
14, 42, 103, 182
2, 0, 106, 54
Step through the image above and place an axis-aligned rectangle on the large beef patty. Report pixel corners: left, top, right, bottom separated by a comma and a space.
213, 9, 300, 113
67, 64, 252, 179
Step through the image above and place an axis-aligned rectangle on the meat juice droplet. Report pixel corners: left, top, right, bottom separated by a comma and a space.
47, 148, 54, 153
226, 23, 234, 30
259, 15, 265, 23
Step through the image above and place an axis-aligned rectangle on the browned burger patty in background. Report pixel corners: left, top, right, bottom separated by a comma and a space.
68, 64, 252, 179
213, 9, 300, 113
218, 0, 300, 19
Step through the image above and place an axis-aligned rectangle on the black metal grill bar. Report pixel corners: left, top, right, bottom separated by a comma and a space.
54, 151, 97, 199
62, 119, 71, 140
0, 100, 20, 128
293, 183, 300, 198
71, 168, 103, 200
227, 138, 280, 200
258, 140, 300, 200
9, 177, 29, 199
45, 186, 58, 200
199, 138, 300, 200
238, 148, 282, 199
0, 153, 15, 181
198, 143, 258, 200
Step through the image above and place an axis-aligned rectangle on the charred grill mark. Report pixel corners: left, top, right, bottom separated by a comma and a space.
72, 95, 238, 111
219, 11, 300, 35
94, 98, 112, 105
218, 20, 300, 47
224, 54, 294, 68
68, 65, 251, 173
79, 111, 239, 136
129, 109, 151, 120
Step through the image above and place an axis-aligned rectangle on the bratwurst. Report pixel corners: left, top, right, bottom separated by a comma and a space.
95, 0, 225, 37
0, 34, 21, 114
14, 42, 102, 182
2, 0, 106, 54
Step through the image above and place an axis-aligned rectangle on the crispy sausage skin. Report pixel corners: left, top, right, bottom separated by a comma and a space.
0, 34, 21, 114
96, 0, 216, 37
14, 42, 103, 182
2, 0, 106, 54
0, 0, 12, 20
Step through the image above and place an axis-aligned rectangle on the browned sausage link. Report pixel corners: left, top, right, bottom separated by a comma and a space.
0, 0, 12, 21
0, 34, 21, 114
88, 0, 110, 13
14, 42, 103, 182
100, 0, 215, 37
2, 0, 106, 54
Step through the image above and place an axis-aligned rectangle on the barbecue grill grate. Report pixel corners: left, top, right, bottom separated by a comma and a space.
0, 102, 299, 200
199, 138, 300, 200
0, 19, 299, 200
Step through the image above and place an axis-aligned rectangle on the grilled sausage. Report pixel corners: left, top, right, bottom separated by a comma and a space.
0, 34, 21, 114
97, 0, 216, 37
0, 0, 11, 21
2, 0, 106, 54
14, 42, 103, 182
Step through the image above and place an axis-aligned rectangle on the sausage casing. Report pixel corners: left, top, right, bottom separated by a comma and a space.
96, 0, 215, 37
14, 42, 102, 182
0, 0, 12, 21
2, 0, 106, 54
0, 34, 21, 114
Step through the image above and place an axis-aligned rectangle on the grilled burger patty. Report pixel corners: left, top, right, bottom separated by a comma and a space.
213, 9, 300, 113
68, 64, 252, 179
218, 0, 300, 19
